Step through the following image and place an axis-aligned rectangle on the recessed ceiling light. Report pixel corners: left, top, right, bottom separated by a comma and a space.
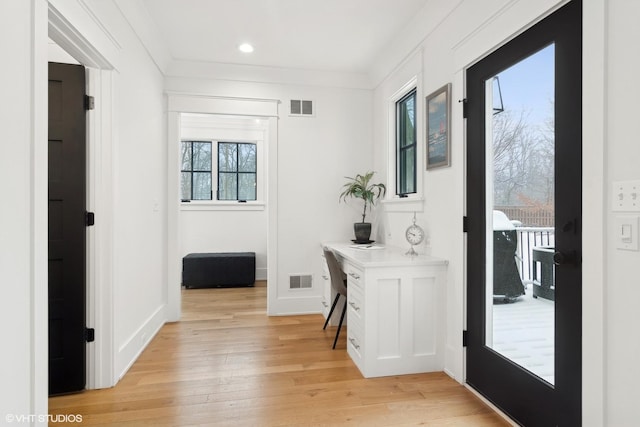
238, 43, 254, 53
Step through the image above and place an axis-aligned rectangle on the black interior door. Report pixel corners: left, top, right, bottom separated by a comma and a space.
48, 62, 87, 395
465, 1, 582, 425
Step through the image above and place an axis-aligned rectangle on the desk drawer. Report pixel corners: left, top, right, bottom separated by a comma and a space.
320, 255, 331, 316
347, 316, 364, 361
344, 262, 364, 290
320, 293, 330, 314
347, 285, 364, 322
347, 290, 364, 361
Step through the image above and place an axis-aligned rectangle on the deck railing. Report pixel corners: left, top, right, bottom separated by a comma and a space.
514, 227, 555, 283
496, 206, 554, 227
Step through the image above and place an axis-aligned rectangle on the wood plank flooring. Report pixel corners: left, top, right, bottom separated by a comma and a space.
49, 282, 511, 426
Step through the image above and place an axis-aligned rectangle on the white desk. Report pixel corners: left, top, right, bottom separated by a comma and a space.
322, 242, 448, 378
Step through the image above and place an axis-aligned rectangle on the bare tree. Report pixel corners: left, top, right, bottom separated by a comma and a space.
492, 109, 554, 207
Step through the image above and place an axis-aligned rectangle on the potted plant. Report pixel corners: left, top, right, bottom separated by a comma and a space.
339, 171, 386, 242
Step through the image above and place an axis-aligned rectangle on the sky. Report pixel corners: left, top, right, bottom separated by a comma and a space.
494, 43, 555, 129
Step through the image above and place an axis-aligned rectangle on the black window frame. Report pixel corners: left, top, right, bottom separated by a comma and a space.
181, 140, 212, 201
217, 142, 257, 201
396, 88, 417, 196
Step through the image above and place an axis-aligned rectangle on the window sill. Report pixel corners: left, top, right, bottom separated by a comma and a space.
381, 197, 424, 213
180, 201, 265, 211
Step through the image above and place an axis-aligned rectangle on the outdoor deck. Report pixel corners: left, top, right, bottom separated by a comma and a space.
487, 224, 556, 384
492, 285, 555, 384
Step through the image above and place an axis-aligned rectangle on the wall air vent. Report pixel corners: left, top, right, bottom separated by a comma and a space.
289, 99, 314, 117
289, 274, 313, 289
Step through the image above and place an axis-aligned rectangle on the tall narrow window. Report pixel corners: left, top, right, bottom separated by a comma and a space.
396, 89, 417, 195
218, 142, 257, 201
181, 141, 212, 200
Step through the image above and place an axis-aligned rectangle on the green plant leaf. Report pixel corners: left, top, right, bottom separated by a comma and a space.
339, 171, 386, 222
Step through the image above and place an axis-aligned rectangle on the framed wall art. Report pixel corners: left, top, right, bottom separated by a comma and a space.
426, 83, 451, 170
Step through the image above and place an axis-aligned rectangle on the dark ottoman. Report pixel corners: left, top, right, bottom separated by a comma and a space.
182, 252, 256, 288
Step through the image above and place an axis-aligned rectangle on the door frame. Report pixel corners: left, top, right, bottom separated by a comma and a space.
165, 96, 279, 321
49, 3, 116, 389
462, 0, 584, 424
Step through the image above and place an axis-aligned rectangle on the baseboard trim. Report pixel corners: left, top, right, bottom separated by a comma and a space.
256, 267, 267, 281
116, 304, 166, 381
268, 294, 322, 316
444, 343, 463, 383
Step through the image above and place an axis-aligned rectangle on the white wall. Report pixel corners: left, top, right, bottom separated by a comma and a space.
165, 74, 373, 315
0, 0, 48, 420
65, 0, 168, 379
604, 1, 640, 424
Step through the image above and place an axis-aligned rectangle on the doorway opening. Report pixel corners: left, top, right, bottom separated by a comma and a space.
48, 6, 116, 390
166, 96, 279, 322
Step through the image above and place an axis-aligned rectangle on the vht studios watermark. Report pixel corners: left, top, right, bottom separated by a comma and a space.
5, 413, 83, 423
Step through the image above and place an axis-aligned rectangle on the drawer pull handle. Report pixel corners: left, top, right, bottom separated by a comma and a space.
322, 275, 329, 280
348, 272, 360, 280
322, 301, 328, 307
348, 337, 360, 349
348, 301, 360, 311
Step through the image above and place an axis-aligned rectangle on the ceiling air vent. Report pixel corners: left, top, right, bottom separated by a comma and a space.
290, 99, 314, 117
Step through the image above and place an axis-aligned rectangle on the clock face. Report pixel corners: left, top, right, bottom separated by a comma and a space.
406, 224, 425, 245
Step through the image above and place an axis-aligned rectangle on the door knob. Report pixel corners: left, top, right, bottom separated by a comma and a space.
561, 218, 579, 234
553, 250, 577, 266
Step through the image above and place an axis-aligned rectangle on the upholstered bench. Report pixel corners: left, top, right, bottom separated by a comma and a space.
182, 252, 256, 288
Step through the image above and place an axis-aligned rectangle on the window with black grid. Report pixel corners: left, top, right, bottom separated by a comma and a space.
181, 141, 212, 200
217, 142, 257, 201
396, 88, 417, 195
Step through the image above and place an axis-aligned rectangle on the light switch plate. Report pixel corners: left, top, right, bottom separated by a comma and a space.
615, 215, 640, 250
612, 180, 640, 211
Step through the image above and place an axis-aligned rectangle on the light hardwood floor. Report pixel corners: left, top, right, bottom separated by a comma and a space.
49, 282, 510, 426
